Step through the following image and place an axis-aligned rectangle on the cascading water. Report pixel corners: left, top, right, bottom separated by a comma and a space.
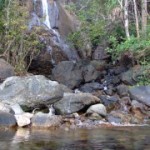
41, 0, 51, 29
30, 0, 79, 62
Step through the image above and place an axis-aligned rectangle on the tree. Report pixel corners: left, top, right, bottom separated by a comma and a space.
133, 0, 140, 38
141, 0, 147, 36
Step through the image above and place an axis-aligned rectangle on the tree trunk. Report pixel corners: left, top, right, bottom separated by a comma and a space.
141, 0, 147, 36
124, 0, 130, 39
133, 0, 140, 38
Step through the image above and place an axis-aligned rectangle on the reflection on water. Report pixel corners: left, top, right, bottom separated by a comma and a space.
0, 126, 150, 150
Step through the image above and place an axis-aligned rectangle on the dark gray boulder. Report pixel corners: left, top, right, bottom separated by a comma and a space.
0, 111, 16, 127
54, 93, 100, 115
0, 75, 71, 107
0, 59, 14, 82
129, 86, 150, 106
116, 84, 129, 97
52, 61, 83, 89
52, 61, 100, 89
121, 65, 143, 85
79, 82, 103, 93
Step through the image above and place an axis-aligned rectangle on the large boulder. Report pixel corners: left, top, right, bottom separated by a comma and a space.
129, 86, 150, 106
0, 111, 16, 127
0, 59, 15, 82
52, 61, 100, 89
54, 93, 100, 115
52, 61, 83, 89
0, 75, 71, 107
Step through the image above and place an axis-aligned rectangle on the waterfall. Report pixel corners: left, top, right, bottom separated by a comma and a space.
31, 0, 80, 61
41, 0, 51, 29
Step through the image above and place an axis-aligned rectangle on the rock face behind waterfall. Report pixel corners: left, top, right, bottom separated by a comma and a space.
28, 0, 79, 75
0, 75, 71, 108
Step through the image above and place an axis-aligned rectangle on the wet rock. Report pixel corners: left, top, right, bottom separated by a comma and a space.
0, 111, 16, 127
79, 82, 103, 93
86, 104, 107, 117
0, 75, 71, 108
116, 84, 129, 97
129, 86, 150, 106
99, 95, 119, 111
52, 61, 99, 89
0, 59, 14, 82
54, 93, 100, 115
31, 113, 62, 128
121, 65, 143, 85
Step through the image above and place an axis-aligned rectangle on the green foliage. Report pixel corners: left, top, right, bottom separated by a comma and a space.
0, 0, 40, 74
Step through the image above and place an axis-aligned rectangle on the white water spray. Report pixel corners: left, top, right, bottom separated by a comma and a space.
41, 0, 51, 29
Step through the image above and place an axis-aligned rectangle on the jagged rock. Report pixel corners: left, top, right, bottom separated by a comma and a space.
79, 82, 103, 93
91, 60, 106, 71
83, 63, 100, 83
11, 104, 24, 115
54, 93, 100, 115
120, 96, 131, 112
86, 104, 107, 117
121, 65, 143, 85
129, 86, 150, 106
0, 75, 71, 108
52, 61, 99, 89
0, 59, 15, 82
52, 61, 83, 89
31, 113, 62, 128
116, 84, 129, 97
0, 111, 16, 127
99, 95, 119, 111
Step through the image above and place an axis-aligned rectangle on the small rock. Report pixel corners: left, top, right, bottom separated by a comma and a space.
117, 84, 129, 97
0, 59, 15, 82
31, 113, 62, 128
86, 104, 107, 117
0, 111, 16, 127
79, 82, 103, 93
100, 95, 119, 111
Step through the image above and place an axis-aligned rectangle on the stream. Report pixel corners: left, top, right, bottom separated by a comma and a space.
0, 126, 150, 150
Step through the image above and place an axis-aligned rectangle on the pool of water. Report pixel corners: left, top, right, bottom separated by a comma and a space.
0, 126, 150, 150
